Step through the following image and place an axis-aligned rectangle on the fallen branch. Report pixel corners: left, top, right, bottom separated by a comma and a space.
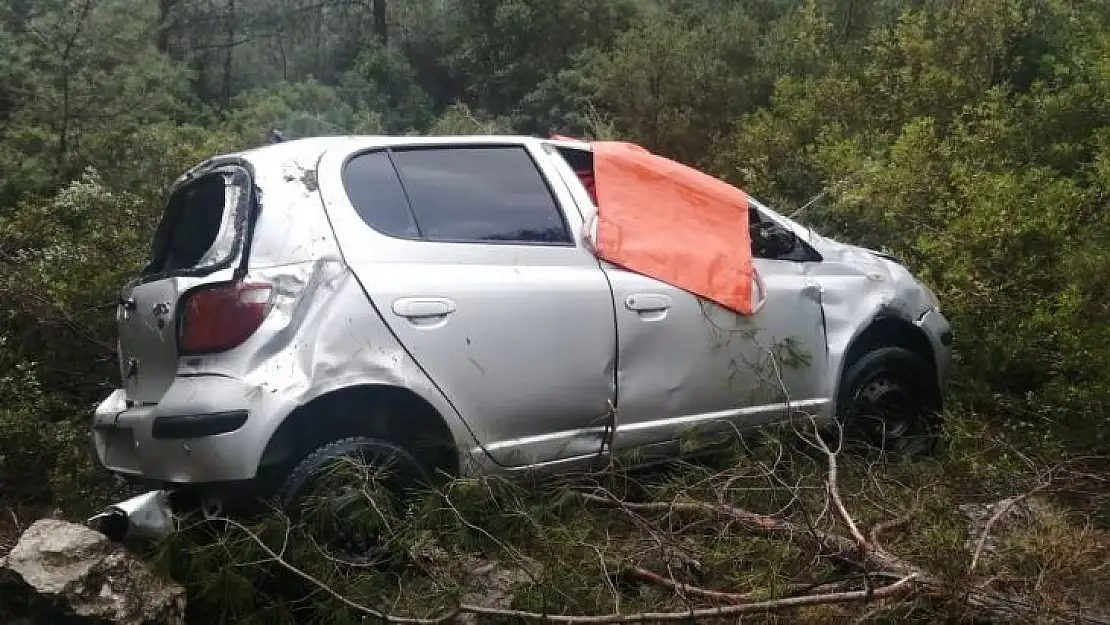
624, 565, 868, 606
807, 422, 870, 550
623, 565, 763, 605
458, 575, 919, 623
213, 515, 920, 623
868, 511, 913, 553
968, 483, 1050, 575
579, 452, 1110, 624
577, 491, 918, 577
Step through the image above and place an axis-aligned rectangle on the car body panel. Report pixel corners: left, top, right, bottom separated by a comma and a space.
752, 199, 953, 404
314, 138, 619, 469
116, 169, 251, 405
95, 140, 485, 483
539, 143, 833, 454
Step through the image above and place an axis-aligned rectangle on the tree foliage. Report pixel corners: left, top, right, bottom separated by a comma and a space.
0, 0, 1108, 526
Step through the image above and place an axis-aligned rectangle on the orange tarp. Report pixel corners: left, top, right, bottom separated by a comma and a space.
559, 138, 754, 315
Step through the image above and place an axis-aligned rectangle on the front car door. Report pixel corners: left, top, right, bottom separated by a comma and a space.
742, 203, 830, 416
318, 138, 619, 469
540, 142, 830, 456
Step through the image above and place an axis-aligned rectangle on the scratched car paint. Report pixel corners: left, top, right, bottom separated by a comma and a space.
90, 135, 952, 538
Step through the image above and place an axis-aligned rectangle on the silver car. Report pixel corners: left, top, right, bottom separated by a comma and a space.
91, 135, 952, 532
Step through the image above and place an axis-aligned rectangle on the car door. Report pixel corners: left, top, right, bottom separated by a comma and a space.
604, 252, 829, 450
317, 139, 619, 469
540, 143, 829, 456
742, 205, 831, 416
537, 143, 747, 456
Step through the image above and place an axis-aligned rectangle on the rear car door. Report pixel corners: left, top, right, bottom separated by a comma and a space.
317, 140, 619, 469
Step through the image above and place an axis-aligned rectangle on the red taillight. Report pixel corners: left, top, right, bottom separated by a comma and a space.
178, 281, 273, 355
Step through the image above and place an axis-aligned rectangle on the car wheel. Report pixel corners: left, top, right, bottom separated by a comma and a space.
276, 436, 430, 563
836, 346, 941, 457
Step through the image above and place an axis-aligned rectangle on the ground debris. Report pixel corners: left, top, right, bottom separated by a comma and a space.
0, 519, 185, 625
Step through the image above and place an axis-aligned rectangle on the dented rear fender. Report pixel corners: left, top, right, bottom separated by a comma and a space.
183, 260, 481, 477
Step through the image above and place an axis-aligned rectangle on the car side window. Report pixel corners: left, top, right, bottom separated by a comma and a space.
390, 146, 573, 245
342, 151, 421, 238
555, 146, 597, 205
750, 207, 821, 262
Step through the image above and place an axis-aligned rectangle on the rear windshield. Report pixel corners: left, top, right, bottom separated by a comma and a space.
144, 173, 234, 276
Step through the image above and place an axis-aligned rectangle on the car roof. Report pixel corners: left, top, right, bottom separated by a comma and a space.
234, 134, 575, 160
174, 134, 574, 187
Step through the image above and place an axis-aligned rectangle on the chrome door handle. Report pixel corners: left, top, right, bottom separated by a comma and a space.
626, 293, 671, 313
392, 297, 457, 319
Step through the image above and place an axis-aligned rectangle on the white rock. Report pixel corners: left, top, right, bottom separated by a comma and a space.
0, 519, 185, 625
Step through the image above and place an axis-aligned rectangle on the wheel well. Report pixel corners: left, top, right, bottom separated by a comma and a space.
839, 316, 939, 405
257, 385, 459, 490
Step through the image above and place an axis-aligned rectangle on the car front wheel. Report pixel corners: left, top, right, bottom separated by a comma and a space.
836, 346, 942, 457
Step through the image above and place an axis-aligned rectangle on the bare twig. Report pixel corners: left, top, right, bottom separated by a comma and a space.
868, 510, 914, 554
804, 418, 871, 550
577, 490, 916, 576
593, 541, 621, 614
625, 565, 772, 604
465, 574, 920, 622
214, 514, 922, 623
214, 517, 454, 624
968, 486, 1047, 575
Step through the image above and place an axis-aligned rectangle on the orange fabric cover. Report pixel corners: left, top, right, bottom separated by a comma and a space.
585, 140, 754, 315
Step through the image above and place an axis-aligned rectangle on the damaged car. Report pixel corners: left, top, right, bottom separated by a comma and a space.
90, 134, 952, 540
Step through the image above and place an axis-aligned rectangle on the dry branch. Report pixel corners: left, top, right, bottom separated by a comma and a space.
623, 565, 764, 605
213, 515, 924, 624
968, 482, 1051, 575
867, 511, 913, 554
577, 491, 918, 577
458, 575, 919, 623
579, 480, 1110, 624
806, 421, 871, 550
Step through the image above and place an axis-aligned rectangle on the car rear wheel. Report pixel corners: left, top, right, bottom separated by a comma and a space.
276, 436, 430, 563
836, 346, 941, 457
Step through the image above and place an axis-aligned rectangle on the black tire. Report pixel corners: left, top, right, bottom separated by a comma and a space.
276, 437, 430, 562
836, 347, 942, 457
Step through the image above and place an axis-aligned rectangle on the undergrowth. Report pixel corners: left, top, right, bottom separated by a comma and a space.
143, 410, 1109, 625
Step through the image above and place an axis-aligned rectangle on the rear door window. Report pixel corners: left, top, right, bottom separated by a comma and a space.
389, 146, 572, 245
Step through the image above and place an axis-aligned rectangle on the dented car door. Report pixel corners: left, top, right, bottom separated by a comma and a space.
542, 143, 830, 455
318, 140, 619, 469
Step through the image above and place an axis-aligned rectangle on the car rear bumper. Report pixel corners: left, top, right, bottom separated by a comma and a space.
92, 375, 293, 484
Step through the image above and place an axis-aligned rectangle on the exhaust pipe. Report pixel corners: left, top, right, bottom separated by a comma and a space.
88, 490, 175, 542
